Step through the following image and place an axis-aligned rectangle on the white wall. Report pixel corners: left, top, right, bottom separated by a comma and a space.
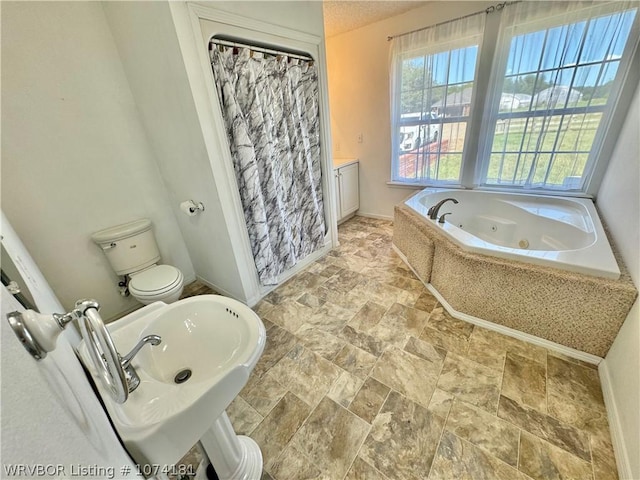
103, 1, 330, 304
325, 2, 493, 219
102, 1, 248, 302
1, 288, 139, 478
1, 218, 137, 475
1, 1, 194, 320
194, 1, 325, 37
597, 81, 640, 479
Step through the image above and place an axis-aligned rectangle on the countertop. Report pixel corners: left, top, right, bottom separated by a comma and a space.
333, 158, 359, 169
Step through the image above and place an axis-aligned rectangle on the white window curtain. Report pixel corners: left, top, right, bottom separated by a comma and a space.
389, 14, 485, 185
477, 1, 638, 191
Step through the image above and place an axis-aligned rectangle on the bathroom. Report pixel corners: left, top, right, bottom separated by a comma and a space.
1, 1, 638, 479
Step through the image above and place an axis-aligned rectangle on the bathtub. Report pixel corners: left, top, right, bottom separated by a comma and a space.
404, 189, 620, 280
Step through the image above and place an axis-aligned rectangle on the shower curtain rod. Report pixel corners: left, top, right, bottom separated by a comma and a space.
210, 38, 314, 62
387, 1, 519, 41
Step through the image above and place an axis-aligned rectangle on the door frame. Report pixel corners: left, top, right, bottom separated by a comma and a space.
169, 3, 338, 303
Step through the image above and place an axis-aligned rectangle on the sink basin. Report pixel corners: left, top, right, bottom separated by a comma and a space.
136, 298, 261, 385
78, 295, 266, 467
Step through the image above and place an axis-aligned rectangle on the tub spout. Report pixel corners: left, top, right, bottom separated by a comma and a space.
438, 212, 452, 224
428, 198, 459, 220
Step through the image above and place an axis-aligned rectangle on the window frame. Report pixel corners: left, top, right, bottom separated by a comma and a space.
390, 3, 640, 197
390, 37, 483, 187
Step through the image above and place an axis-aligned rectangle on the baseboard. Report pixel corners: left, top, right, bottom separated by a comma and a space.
194, 275, 244, 303
337, 213, 357, 225
392, 244, 602, 366
428, 283, 602, 365
355, 211, 394, 221
599, 359, 633, 479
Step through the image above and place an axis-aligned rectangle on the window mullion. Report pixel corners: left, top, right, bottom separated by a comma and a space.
391, 3, 638, 192
512, 116, 533, 184
541, 116, 567, 186
424, 54, 433, 181
485, 5, 638, 192
542, 23, 588, 188
461, 12, 500, 188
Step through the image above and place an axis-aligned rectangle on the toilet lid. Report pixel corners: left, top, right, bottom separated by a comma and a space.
129, 265, 182, 295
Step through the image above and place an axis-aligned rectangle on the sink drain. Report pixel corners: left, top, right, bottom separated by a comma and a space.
174, 369, 192, 384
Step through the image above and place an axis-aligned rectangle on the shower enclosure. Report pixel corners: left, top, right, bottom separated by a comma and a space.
209, 38, 326, 287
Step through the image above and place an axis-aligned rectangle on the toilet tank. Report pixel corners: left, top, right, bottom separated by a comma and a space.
91, 219, 161, 276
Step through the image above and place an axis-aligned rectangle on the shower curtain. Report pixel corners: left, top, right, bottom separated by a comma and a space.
211, 45, 326, 286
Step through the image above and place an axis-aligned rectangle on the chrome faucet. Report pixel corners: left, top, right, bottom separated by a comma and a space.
120, 335, 161, 393
427, 197, 459, 220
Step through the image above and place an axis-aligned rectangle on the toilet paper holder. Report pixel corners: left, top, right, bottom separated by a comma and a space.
180, 200, 205, 216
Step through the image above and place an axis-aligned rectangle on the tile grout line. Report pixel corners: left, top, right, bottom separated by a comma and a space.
241, 372, 287, 421
497, 345, 508, 416
340, 414, 373, 480
330, 365, 363, 409
499, 344, 525, 475
426, 390, 452, 479
516, 428, 522, 473
495, 348, 603, 470
264, 391, 319, 478
545, 350, 549, 417
590, 439, 597, 480
492, 401, 589, 465
232, 396, 264, 436
425, 348, 454, 480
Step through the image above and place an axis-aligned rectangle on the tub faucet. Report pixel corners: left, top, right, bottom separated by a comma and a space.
428, 197, 459, 220
120, 334, 161, 393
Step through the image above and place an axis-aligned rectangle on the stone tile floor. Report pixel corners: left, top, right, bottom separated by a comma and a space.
178, 216, 618, 480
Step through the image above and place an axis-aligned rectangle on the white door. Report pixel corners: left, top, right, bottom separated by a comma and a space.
1, 212, 140, 478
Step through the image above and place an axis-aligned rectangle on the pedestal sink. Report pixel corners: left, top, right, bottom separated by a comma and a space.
77, 295, 266, 479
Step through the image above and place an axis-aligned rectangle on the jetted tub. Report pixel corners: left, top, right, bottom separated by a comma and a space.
405, 189, 620, 280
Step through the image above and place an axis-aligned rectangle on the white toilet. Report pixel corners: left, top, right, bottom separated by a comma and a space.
91, 219, 184, 305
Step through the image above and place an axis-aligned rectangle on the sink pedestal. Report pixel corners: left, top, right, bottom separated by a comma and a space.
199, 412, 263, 480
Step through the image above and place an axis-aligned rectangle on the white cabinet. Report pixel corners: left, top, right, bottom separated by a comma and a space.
334, 161, 359, 223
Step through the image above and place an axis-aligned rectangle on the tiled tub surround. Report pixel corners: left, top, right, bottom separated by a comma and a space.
175, 216, 619, 480
393, 203, 637, 358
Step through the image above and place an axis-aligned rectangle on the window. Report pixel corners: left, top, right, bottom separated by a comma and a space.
479, 2, 638, 191
390, 14, 485, 185
390, 2, 639, 194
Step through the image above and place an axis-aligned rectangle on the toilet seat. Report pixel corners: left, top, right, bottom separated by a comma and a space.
129, 265, 183, 300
